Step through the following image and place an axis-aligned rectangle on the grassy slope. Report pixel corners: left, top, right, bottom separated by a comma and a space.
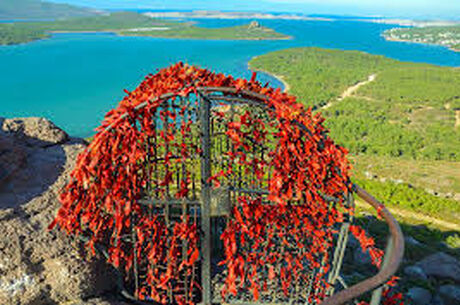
251, 48, 398, 108
249, 47, 460, 224
0, 12, 290, 45
29, 12, 172, 31
0, 0, 97, 19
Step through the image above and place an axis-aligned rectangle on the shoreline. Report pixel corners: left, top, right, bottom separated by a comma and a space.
361, 18, 460, 27
383, 32, 460, 53
143, 12, 333, 22
249, 59, 290, 93
119, 32, 293, 41
0, 28, 292, 46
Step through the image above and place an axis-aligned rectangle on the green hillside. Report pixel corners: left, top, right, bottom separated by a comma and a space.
250, 47, 460, 223
0, 12, 290, 45
119, 22, 291, 40
0, 0, 98, 19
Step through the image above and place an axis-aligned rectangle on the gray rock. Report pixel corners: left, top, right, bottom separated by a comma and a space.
404, 265, 428, 281
405, 235, 422, 246
407, 287, 432, 305
0, 136, 26, 184
0, 117, 119, 304
0, 117, 85, 209
2, 117, 68, 147
431, 294, 445, 305
439, 285, 460, 305
416, 252, 460, 283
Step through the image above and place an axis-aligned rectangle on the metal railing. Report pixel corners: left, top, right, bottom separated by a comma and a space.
322, 185, 405, 305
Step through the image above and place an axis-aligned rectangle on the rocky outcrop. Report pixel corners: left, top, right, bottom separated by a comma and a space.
0, 117, 73, 209
0, 117, 119, 304
2, 117, 68, 148
416, 252, 460, 283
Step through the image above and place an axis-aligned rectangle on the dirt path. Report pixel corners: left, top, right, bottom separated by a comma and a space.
322, 73, 377, 109
339, 73, 377, 101
356, 200, 460, 231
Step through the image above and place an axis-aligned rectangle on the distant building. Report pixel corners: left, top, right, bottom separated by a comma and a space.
249, 21, 261, 29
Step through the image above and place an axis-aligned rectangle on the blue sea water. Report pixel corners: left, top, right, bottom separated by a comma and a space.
1, 19, 459, 137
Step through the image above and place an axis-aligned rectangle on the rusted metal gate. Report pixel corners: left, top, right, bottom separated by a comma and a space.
99, 87, 403, 305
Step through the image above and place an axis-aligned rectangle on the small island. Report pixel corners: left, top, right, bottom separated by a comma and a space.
0, 12, 290, 46
383, 25, 460, 52
120, 20, 291, 41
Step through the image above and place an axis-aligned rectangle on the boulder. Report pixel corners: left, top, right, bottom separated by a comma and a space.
416, 252, 460, 283
439, 285, 460, 305
404, 265, 428, 281
1, 117, 68, 147
0, 116, 80, 209
407, 287, 432, 305
0, 117, 118, 304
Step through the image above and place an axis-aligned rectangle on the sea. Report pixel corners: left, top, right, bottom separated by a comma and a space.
1, 17, 459, 137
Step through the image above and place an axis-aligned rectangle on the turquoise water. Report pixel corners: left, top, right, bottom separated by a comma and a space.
1, 19, 459, 137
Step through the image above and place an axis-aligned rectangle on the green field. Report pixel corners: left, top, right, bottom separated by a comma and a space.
0, 12, 289, 45
384, 25, 460, 52
249, 47, 460, 225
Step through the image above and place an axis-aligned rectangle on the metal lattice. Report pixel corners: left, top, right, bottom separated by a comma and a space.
95, 87, 404, 305
50, 62, 405, 305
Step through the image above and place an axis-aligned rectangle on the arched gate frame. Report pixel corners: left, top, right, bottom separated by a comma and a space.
95, 86, 404, 305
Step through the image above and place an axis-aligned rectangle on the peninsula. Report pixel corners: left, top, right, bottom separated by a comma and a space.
144, 10, 332, 21
0, 12, 290, 45
383, 25, 460, 52
249, 47, 460, 222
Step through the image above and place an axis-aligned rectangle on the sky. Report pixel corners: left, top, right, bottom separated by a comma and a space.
50, 0, 460, 20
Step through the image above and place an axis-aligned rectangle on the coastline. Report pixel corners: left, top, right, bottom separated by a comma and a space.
383, 33, 460, 53
362, 18, 460, 27
249, 58, 290, 93
0, 28, 292, 46
119, 32, 293, 41
143, 12, 333, 22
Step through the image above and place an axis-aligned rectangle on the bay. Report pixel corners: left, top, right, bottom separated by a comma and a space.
0, 18, 459, 137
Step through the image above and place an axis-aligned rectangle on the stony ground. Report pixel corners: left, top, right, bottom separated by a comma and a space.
0, 117, 126, 305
